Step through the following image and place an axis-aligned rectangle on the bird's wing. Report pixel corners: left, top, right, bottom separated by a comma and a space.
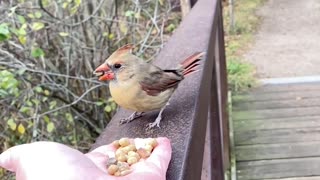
139, 69, 184, 96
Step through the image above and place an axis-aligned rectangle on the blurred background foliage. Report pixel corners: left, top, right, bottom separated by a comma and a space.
0, 1, 181, 174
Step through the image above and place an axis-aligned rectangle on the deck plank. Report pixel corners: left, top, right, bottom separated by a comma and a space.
235, 127, 320, 145
234, 116, 320, 132
233, 98, 320, 110
233, 82, 320, 179
233, 90, 320, 102
232, 107, 320, 121
239, 82, 320, 94
236, 142, 320, 161
237, 157, 320, 180
266, 177, 320, 180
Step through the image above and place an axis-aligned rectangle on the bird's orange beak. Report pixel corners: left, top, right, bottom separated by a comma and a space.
93, 64, 115, 81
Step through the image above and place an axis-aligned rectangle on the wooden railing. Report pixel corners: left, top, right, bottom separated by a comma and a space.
91, 0, 229, 179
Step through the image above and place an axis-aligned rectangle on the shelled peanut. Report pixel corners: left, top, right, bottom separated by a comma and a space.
106, 138, 158, 176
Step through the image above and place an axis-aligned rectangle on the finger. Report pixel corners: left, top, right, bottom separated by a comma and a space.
146, 137, 172, 174
0, 144, 28, 172
85, 152, 109, 173
89, 144, 116, 156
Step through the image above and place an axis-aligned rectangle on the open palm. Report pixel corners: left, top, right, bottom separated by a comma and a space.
0, 137, 171, 180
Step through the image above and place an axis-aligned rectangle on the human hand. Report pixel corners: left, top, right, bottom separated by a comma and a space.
0, 137, 171, 180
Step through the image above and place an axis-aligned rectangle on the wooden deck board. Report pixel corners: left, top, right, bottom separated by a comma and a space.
239, 82, 320, 94
234, 116, 320, 132
236, 142, 320, 161
233, 107, 320, 121
233, 90, 320, 102
235, 127, 320, 145
233, 82, 320, 179
265, 177, 320, 180
233, 98, 320, 111
237, 157, 320, 180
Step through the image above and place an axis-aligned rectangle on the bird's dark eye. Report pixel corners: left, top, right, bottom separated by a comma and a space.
114, 63, 122, 69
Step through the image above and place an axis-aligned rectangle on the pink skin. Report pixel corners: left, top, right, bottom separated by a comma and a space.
0, 137, 172, 180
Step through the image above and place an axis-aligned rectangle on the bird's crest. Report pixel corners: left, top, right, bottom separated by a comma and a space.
115, 44, 134, 55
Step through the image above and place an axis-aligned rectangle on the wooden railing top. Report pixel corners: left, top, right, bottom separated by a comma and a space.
91, 0, 222, 179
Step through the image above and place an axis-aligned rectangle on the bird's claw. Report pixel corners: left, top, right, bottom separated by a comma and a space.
119, 118, 132, 124
119, 112, 143, 125
146, 116, 162, 130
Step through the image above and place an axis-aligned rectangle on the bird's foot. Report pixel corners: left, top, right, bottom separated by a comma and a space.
119, 112, 143, 124
146, 115, 162, 130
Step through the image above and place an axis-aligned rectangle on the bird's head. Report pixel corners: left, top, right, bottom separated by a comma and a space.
93, 44, 135, 81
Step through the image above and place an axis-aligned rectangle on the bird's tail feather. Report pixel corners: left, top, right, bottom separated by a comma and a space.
180, 52, 205, 76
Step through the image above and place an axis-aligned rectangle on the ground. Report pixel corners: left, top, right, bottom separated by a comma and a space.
244, 0, 320, 78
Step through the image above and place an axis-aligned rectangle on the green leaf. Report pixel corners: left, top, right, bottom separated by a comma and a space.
134, 12, 141, 19
17, 68, 26, 75
95, 101, 104, 106
20, 106, 31, 113
44, 89, 50, 96
62, 2, 69, 9
108, 33, 114, 40
34, 86, 43, 93
26, 100, 33, 106
75, 0, 81, 6
17, 124, 26, 135
18, 27, 27, 36
31, 47, 45, 58
17, 15, 26, 23
125, 10, 134, 17
7, 119, 17, 131
104, 105, 112, 113
35, 11, 42, 18
102, 32, 108, 37
32, 98, 40, 105
65, 113, 74, 123
41, 0, 50, 7
9, 6, 17, 16
43, 115, 50, 123
119, 22, 128, 34
47, 122, 55, 133
70, 6, 78, 14
59, 32, 69, 37
49, 101, 57, 109
27, 13, 35, 18
0, 34, 7, 41
0, 23, 10, 41
18, 35, 26, 45
165, 23, 176, 32
21, 23, 27, 29
31, 22, 45, 31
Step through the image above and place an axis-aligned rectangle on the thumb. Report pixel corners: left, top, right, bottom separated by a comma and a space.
147, 137, 172, 174
0, 144, 27, 172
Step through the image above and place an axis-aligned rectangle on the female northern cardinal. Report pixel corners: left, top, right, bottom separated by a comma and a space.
94, 44, 204, 129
